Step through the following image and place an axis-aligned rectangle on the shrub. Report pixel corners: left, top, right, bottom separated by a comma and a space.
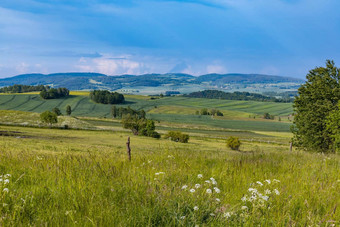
226, 136, 241, 150
40, 111, 58, 126
165, 131, 189, 143
52, 107, 62, 116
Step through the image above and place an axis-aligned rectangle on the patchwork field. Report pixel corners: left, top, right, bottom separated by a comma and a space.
0, 93, 293, 132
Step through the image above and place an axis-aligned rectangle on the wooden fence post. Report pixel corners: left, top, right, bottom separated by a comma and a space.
126, 137, 131, 161
289, 142, 293, 152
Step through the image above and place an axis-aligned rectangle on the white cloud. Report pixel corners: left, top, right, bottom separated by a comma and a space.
206, 64, 227, 74
75, 55, 150, 75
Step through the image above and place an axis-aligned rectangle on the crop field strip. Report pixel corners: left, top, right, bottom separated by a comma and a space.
0, 94, 293, 132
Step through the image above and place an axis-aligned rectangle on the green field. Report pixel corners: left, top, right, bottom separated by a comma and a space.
0, 125, 338, 226
0, 94, 293, 132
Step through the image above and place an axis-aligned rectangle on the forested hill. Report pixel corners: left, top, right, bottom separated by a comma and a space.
184, 90, 292, 102
0, 72, 304, 93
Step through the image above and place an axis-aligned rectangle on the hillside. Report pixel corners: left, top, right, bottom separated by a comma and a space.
0, 73, 304, 95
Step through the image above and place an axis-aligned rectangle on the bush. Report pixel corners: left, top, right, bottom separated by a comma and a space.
164, 131, 189, 143
226, 136, 241, 150
40, 111, 58, 126
52, 107, 62, 116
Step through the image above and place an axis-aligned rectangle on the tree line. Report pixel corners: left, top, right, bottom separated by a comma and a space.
0, 84, 49, 93
184, 90, 292, 102
40, 88, 70, 99
90, 90, 125, 104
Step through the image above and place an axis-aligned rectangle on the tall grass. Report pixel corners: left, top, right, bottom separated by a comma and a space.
0, 126, 338, 226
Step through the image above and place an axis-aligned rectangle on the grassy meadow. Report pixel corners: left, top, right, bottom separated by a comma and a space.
0, 125, 339, 226
0, 93, 338, 226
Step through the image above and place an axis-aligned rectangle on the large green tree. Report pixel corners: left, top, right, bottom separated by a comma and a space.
292, 60, 340, 152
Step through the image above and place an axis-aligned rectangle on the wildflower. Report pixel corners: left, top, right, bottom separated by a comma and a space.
211, 180, 217, 185
195, 184, 201, 188
148, 160, 152, 163
274, 189, 280, 195
248, 188, 257, 193
181, 185, 188, 190
210, 177, 215, 181
241, 196, 247, 202
265, 189, 271, 195
155, 172, 165, 175
273, 179, 280, 183
215, 198, 221, 202
224, 212, 231, 218
262, 195, 269, 201
154, 178, 157, 181
180, 216, 185, 220
210, 213, 215, 217
190, 189, 196, 193
256, 181, 263, 186
4, 174, 11, 178
265, 179, 271, 184
194, 206, 199, 211
205, 180, 211, 184
206, 189, 212, 194
214, 187, 221, 193
197, 174, 203, 178
3, 188, 9, 193
241, 206, 248, 210
4, 179, 9, 184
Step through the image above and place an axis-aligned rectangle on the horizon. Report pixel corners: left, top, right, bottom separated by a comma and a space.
1, 0, 339, 79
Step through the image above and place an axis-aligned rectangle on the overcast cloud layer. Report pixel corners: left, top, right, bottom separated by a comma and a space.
0, 0, 339, 78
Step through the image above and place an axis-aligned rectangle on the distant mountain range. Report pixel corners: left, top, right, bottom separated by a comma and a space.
0, 72, 304, 94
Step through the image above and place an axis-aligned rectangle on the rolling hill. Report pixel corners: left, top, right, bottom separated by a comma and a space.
0, 72, 304, 95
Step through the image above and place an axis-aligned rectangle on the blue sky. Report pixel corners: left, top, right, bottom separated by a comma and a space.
0, 0, 339, 78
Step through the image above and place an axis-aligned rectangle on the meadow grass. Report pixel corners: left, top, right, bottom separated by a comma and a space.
0, 125, 338, 226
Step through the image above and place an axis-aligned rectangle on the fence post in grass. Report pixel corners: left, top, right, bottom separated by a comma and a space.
289, 142, 293, 152
126, 137, 131, 161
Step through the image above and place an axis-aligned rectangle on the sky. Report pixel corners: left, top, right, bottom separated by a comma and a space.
0, 0, 339, 79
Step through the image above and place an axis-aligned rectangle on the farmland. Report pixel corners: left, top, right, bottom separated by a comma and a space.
0, 93, 292, 132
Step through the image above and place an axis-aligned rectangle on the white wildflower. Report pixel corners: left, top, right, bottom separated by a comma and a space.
214, 187, 221, 193
180, 216, 185, 220
206, 189, 212, 194
0, 179, 2, 182
224, 212, 231, 218
190, 189, 196, 193
241, 206, 248, 210
241, 196, 247, 202
193, 206, 199, 211
155, 172, 165, 175
4, 174, 11, 178
256, 181, 263, 186
4, 179, 9, 184
210, 177, 215, 181
205, 180, 211, 184
211, 180, 217, 185
274, 189, 280, 195
262, 195, 269, 201
265, 189, 271, 195
197, 174, 203, 178
3, 188, 9, 193
210, 213, 215, 217
273, 179, 280, 183
248, 188, 257, 193
181, 185, 188, 190
265, 179, 271, 184
195, 184, 201, 189
215, 198, 221, 202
